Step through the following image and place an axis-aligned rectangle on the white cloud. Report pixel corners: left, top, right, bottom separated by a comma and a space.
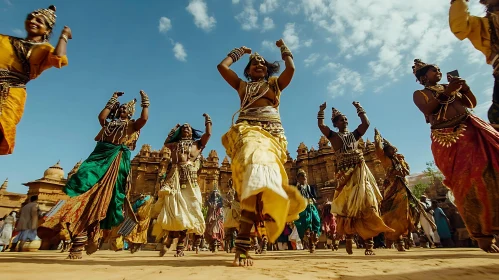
262, 17, 275, 31
12, 28, 23, 37
304, 53, 320, 67
326, 66, 364, 98
283, 23, 300, 50
291, 0, 492, 97
236, 1, 259, 30
232, 0, 240, 3
186, 0, 216, 32
173, 43, 187, 62
260, 0, 279, 14
284, 1, 300, 15
158, 17, 172, 33
304, 39, 313, 47
262, 40, 275, 51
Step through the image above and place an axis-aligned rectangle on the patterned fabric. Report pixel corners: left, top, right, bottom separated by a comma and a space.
431, 115, 499, 238
38, 142, 131, 241
125, 197, 152, 244
295, 203, 321, 239
0, 35, 68, 155
152, 161, 205, 237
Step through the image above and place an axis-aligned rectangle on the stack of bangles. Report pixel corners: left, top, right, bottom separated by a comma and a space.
205, 117, 212, 126
60, 34, 69, 43
357, 107, 366, 116
228, 47, 244, 62
141, 94, 150, 108
280, 45, 293, 60
105, 95, 118, 110
317, 111, 325, 119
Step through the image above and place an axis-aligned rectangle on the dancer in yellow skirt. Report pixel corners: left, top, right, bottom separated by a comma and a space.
0, 5, 70, 155
317, 102, 394, 255
217, 39, 306, 266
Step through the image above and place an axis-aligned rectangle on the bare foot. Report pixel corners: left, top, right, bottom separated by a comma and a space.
174, 248, 185, 257
85, 241, 98, 255
66, 251, 82, 260
159, 245, 167, 257
365, 248, 376, 255
233, 250, 254, 267
346, 239, 353, 255
477, 239, 499, 253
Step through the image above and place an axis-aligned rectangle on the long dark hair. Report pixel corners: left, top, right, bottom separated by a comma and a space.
243, 58, 280, 81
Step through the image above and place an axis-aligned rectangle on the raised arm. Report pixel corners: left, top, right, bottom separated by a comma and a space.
217, 46, 252, 90
449, 0, 484, 41
98, 92, 122, 127
276, 39, 295, 91
164, 124, 180, 148
317, 102, 332, 138
352, 101, 369, 138
134, 90, 150, 131
53, 26, 72, 57
199, 113, 212, 148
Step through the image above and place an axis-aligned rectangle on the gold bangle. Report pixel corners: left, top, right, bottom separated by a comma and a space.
60, 34, 68, 43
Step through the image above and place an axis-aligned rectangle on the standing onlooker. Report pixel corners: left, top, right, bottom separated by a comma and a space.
16, 195, 40, 252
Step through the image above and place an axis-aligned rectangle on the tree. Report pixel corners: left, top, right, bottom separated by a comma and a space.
412, 182, 429, 199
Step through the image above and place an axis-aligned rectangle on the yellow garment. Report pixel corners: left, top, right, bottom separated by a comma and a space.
152, 161, 205, 238
125, 198, 153, 245
222, 77, 306, 243
332, 162, 393, 240
449, 0, 493, 63
0, 34, 68, 154
223, 200, 241, 229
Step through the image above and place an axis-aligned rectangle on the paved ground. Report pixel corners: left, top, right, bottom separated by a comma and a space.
1, 248, 498, 280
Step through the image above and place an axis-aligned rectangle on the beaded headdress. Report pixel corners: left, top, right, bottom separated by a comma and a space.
331, 107, 344, 121
122, 99, 136, 118
249, 52, 265, 62
30, 5, 57, 29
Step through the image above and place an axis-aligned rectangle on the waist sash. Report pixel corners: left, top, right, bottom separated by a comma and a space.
0, 69, 29, 115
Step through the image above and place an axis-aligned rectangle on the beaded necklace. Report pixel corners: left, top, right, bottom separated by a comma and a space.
101, 118, 129, 143
337, 131, 357, 153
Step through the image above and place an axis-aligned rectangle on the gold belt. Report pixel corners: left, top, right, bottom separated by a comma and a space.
431, 123, 467, 148
0, 69, 29, 116
336, 150, 364, 171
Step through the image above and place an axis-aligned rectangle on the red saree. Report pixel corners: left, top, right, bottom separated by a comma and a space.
431, 114, 499, 238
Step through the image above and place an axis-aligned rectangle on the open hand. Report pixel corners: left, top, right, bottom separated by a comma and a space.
61, 26, 72, 39
319, 102, 327, 111
241, 46, 252, 54
352, 101, 361, 108
276, 39, 285, 48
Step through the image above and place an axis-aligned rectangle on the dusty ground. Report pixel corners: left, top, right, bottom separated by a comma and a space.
1, 248, 498, 280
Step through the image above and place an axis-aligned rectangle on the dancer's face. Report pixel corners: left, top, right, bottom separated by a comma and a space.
333, 115, 349, 130
424, 66, 442, 84
118, 105, 129, 119
181, 125, 193, 139
25, 13, 49, 38
247, 57, 268, 80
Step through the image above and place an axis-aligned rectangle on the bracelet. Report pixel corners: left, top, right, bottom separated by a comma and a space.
60, 34, 68, 43
317, 111, 325, 119
105, 96, 118, 110
356, 107, 366, 115
141, 93, 150, 108
280, 45, 293, 60
227, 47, 244, 62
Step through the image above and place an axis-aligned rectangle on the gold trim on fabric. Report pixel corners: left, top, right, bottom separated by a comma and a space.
431, 123, 467, 148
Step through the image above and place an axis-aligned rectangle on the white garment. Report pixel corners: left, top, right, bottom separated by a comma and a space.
420, 215, 440, 244
0, 215, 15, 245
152, 162, 205, 237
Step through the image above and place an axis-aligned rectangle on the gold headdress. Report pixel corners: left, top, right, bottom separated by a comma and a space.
31, 5, 57, 29
122, 98, 136, 117
249, 52, 265, 63
382, 138, 397, 150
331, 107, 344, 121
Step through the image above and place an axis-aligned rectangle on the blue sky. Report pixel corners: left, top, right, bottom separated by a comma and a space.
0, 0, 492, 194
